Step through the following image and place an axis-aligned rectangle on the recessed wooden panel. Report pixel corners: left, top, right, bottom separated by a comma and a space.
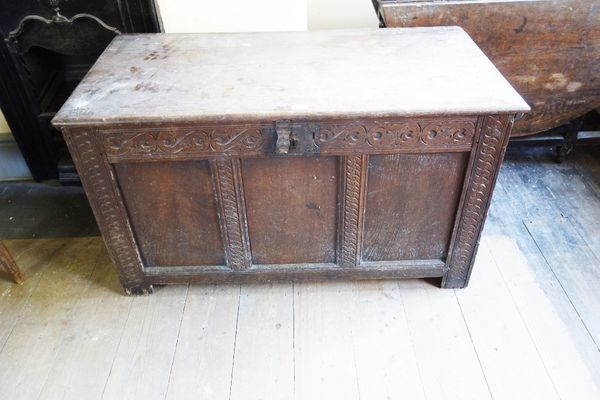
115, 161, 225, 267
241, 157, 338, 265
362, 153, 469, 261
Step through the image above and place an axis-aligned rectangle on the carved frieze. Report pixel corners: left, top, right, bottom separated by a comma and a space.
317, 120, 476, 150
102, 118, 477, 162
103, 126, 265, 161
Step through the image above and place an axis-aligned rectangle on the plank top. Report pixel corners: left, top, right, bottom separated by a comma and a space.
53, 27, 529, 126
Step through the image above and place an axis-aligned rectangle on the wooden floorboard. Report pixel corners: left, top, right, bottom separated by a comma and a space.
0, 239, 65, 349
539, 152, 600, 261
102, 284, 188, 400
487, 182, 600, 399
0, 182, 98, 239
165, 284, 240, 400
37, 248, 134, 400
501, 156, 600, 352
293, 281, 363, 399
0, 147, 599, 399
0, 237, 103, 400
230, 283, 294, 400
572, 147, 600, 197
397, 279, 491, 400
456, 243, 560, 400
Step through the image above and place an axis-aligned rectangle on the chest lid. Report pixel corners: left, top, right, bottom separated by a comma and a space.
53, 27, 529, 126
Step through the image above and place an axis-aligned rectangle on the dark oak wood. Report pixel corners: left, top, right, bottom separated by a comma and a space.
242, 156, 338, 265
144, 261, 446, 285
52, 29, 528, 125
375, 0, 600, 137
53, 29, 528, 294
116, 161, 225, 267
210, 159, 252, 270
0, 241, 24, 284
363, 153, 469, 261
444, 115, 515, 288
61, 127, 148, 295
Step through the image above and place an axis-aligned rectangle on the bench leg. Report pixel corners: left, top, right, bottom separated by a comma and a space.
0, 241, 24, 284
556, 116, 584, 163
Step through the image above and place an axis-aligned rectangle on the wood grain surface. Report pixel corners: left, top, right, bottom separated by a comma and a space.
376, 0, 599, 136
53, 27, 528, 126
0, 241, 23, 284
116, 161, 225, 267
241, 157, 338, 265
363, 153, 468, 261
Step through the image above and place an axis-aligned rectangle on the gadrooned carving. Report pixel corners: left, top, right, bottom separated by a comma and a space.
339, 155, 365, 267
66, 130, 147, 290
445, 115, 510, 287
212, 159, 251, 270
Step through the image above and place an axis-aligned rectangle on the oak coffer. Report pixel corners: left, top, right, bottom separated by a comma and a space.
52, 27, 529, 295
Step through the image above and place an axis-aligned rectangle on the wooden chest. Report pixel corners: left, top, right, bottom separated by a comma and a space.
53, 27, 529, 295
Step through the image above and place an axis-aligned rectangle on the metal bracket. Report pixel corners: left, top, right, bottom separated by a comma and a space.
273, 120, 320, 155
275, 120, 292, 154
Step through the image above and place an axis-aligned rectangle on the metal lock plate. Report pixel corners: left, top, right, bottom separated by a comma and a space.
272, 120, 320, 155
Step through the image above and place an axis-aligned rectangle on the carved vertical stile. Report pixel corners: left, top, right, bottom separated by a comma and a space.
62, 127, 149, 295
210, 159, 252, 270
339, 154, 369, 267
443, 115, 514, 288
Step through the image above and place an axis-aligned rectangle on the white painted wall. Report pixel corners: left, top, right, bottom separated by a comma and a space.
308, 0, 378, 30
157, 0, 307, 33
156, 0, 378, 32
0, 110, 10, 133
0, 110, 32, 181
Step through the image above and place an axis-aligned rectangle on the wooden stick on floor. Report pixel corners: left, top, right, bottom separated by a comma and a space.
0, 241, 24, 284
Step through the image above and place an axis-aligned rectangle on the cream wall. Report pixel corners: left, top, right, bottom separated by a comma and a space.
156, 0, 378, 32
0, 109, 32, 181
0, 110, 10, 133
307, 0, 378, 30
157, 0, 307, 33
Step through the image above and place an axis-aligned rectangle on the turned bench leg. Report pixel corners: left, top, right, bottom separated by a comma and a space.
0, 241, 24, 284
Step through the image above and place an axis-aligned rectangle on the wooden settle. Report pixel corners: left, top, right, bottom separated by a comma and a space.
53, 27, 529, 294
374, 0, 600, 137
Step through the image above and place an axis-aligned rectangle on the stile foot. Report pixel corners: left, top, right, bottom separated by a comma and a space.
123, 284, 153, 296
